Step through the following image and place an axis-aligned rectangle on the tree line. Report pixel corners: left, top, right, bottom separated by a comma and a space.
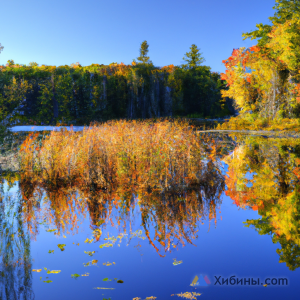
0, 42, 233, 126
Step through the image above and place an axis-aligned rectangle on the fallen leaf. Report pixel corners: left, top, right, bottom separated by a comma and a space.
173, 258, 183, 266
71, 274, 80, 279
84, 251, 95, 257
57, 244, 66, 251
103, 278, 111, 281
84, 238, 94, 244
46, 269, 61, 274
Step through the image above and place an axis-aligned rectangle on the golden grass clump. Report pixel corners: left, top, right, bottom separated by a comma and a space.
18, 120, 212, 192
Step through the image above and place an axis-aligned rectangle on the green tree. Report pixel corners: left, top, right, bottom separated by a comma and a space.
182, 44, 205, 69
136, 40, 152, 64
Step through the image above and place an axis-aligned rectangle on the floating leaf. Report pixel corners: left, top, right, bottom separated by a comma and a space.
263, 284, 268, 287
99, 242, 113, 249
93, 287, 115, 290
173, 258, 183, 266
84, 251, 95, 257
48, 250, 54, 254
32, 269, 42, 272
102, 277, 112, 282
175, 292, 201, 299
81, 273, 89, 276
84, 238, 94, 244
117, 280, 124, 283
43, 280, 53, 283
71, 274, 80, 279
63, 235, 67, 238
46, 269, 61, 274
83, 260, 98, 267
103, 261, 115, 266
46, 229, 57, 233
57, 244, 66, 251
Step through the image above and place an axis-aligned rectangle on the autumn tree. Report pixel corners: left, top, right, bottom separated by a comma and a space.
136, 40, 152, 64
242, 0, 300, 48
182, 44, 205, 69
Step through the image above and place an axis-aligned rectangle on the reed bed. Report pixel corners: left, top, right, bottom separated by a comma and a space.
18, 120, 215, 192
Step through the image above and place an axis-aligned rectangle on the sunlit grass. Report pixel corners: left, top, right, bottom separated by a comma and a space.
18, 120, 216, 192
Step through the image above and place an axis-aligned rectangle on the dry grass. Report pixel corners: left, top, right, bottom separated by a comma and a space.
18, 120, 216, 193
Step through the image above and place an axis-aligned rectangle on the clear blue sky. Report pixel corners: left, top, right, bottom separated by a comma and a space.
0, 0, 275, 73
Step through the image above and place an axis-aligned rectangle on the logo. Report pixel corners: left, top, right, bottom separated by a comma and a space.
191, 274, 211, 286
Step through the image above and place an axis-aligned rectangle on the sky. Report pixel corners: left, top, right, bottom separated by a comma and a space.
0, 0, 276, 73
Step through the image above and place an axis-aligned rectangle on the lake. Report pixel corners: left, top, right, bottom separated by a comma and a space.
0, 127, 299, 300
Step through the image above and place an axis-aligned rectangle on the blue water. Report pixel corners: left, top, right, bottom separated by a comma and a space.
1, 136, 300, 300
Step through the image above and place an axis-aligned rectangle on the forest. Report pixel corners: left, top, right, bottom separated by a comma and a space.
0, 43, 233, 127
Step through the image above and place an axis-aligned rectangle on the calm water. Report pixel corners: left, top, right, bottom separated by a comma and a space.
0, 132, 300, 300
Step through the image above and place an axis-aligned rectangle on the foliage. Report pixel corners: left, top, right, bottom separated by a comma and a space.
0, 56, 232, 126
222, 1, 300, 128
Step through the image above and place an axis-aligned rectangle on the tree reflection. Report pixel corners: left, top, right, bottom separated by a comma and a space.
0, 172, 34, 300
224, 135, 300, 270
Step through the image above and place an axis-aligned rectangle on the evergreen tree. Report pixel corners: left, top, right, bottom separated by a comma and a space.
182, 44, 205, 69
136, 40, 152, 64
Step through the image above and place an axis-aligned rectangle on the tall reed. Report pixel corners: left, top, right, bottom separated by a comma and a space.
18, 120, 216, 193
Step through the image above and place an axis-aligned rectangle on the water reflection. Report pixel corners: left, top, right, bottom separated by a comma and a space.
224, 135, 300, 270
3, 129, 300, 299
0, 132, 225, 298
16, 154, 224, 254
0, 175, 33, 300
